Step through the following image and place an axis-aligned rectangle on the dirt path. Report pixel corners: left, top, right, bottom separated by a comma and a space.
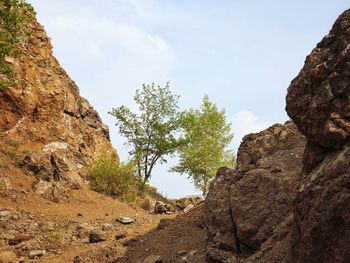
0, 186, 176, 262
116, 206, 208, 263
0, 169, 208, 263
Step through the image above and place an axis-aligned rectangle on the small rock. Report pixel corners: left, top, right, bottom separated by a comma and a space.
143, 254, 163, 263
77, 213, 83, 217
20, 239, 41, 251
139, 199, 154, 213
206, 247, 233, 263
0, 209, 11, 217
179, 256, 188, 263
89, 231, 106, 243
176, 195, 204, 210
116, 216, 135, 225
76, 223, 94, 240
101, 223, 114, 231
0, 177, 11, 193
183, 204, 194, 213
8, 235, 33, 246
154, 201, 169, 214
29, 249, 46, 259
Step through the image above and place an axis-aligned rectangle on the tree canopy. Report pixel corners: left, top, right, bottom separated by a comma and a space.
0, 0, 34, 89
172, 95, 235, 195
109, 82, 181, 187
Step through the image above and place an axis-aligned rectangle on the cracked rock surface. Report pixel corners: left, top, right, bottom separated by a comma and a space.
202, 122, 306, 262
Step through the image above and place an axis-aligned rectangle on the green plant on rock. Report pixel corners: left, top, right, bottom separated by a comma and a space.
88, 156, 140, 202
0, 0, 34, 89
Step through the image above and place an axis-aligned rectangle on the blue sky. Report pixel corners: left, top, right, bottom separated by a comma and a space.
27, 0, 348, 198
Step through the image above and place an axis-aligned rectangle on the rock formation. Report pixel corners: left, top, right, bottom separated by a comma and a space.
203, 122, 306, 262
286, 9, 350, 263
203, 8, 350, 263
286, 10, 350, 150
0, 10, 117, 202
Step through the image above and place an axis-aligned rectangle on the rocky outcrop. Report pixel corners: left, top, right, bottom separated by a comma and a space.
203, 122, 306, 262
0, 10, 117, 201
286, 9, 350, 263
292, 143, 350, 263
286, 10, 350, 149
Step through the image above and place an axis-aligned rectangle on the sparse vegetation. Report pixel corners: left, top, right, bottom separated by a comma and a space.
110, 84, 236, 195
172, 95, 235, 195
88, 155, 141, 202
0, 0, 34, 89
109, 82, 182, 188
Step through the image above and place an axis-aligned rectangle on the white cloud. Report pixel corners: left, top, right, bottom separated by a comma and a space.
231, 110, 272, 153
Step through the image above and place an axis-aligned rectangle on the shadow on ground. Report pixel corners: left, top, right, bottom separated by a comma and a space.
116, 206, 208, 263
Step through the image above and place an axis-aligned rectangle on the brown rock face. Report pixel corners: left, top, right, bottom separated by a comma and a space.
286, 9, 350, 149
0, 13, 117, 201
292, 143, 350, 263
203, 122, 306, 262
286, 9, 350, 263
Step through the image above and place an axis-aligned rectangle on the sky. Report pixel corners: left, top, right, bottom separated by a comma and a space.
27, 0, 349, 198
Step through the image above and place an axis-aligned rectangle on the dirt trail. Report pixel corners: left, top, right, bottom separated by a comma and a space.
117, 206, 207, 263
0, 183, 177, 262
0, 146, 208, 263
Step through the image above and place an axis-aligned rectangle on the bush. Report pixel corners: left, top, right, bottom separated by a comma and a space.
88, 156, 140, 202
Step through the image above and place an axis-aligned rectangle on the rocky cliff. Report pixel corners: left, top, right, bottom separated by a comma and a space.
203, 122, 306, 262
0, 7, 117, 202
203, 8, 350, 263
286, 9, 350, 263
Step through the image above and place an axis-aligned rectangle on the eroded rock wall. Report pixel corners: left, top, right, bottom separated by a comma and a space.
286, 9, 350, 263
203, 122, 306, 262
0, 11, 117, 202
286, 10, 350, 150
204, 8, 350, 263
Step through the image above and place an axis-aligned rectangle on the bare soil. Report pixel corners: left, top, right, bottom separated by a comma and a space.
117, 206, 208, 263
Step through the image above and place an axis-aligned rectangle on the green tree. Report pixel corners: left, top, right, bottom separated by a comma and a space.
109, 82, 181, 187
0, 0, 34, 89
172, 95, 235, 195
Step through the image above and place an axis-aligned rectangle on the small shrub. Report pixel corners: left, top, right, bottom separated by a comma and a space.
88, 156, 140, 202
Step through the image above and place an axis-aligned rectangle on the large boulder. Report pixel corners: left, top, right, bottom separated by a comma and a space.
286, 9, 350, 263
286, 9, 350, 149
203, 121, 306, 262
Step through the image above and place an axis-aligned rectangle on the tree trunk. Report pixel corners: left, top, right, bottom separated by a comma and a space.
202, 174, 208, 196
